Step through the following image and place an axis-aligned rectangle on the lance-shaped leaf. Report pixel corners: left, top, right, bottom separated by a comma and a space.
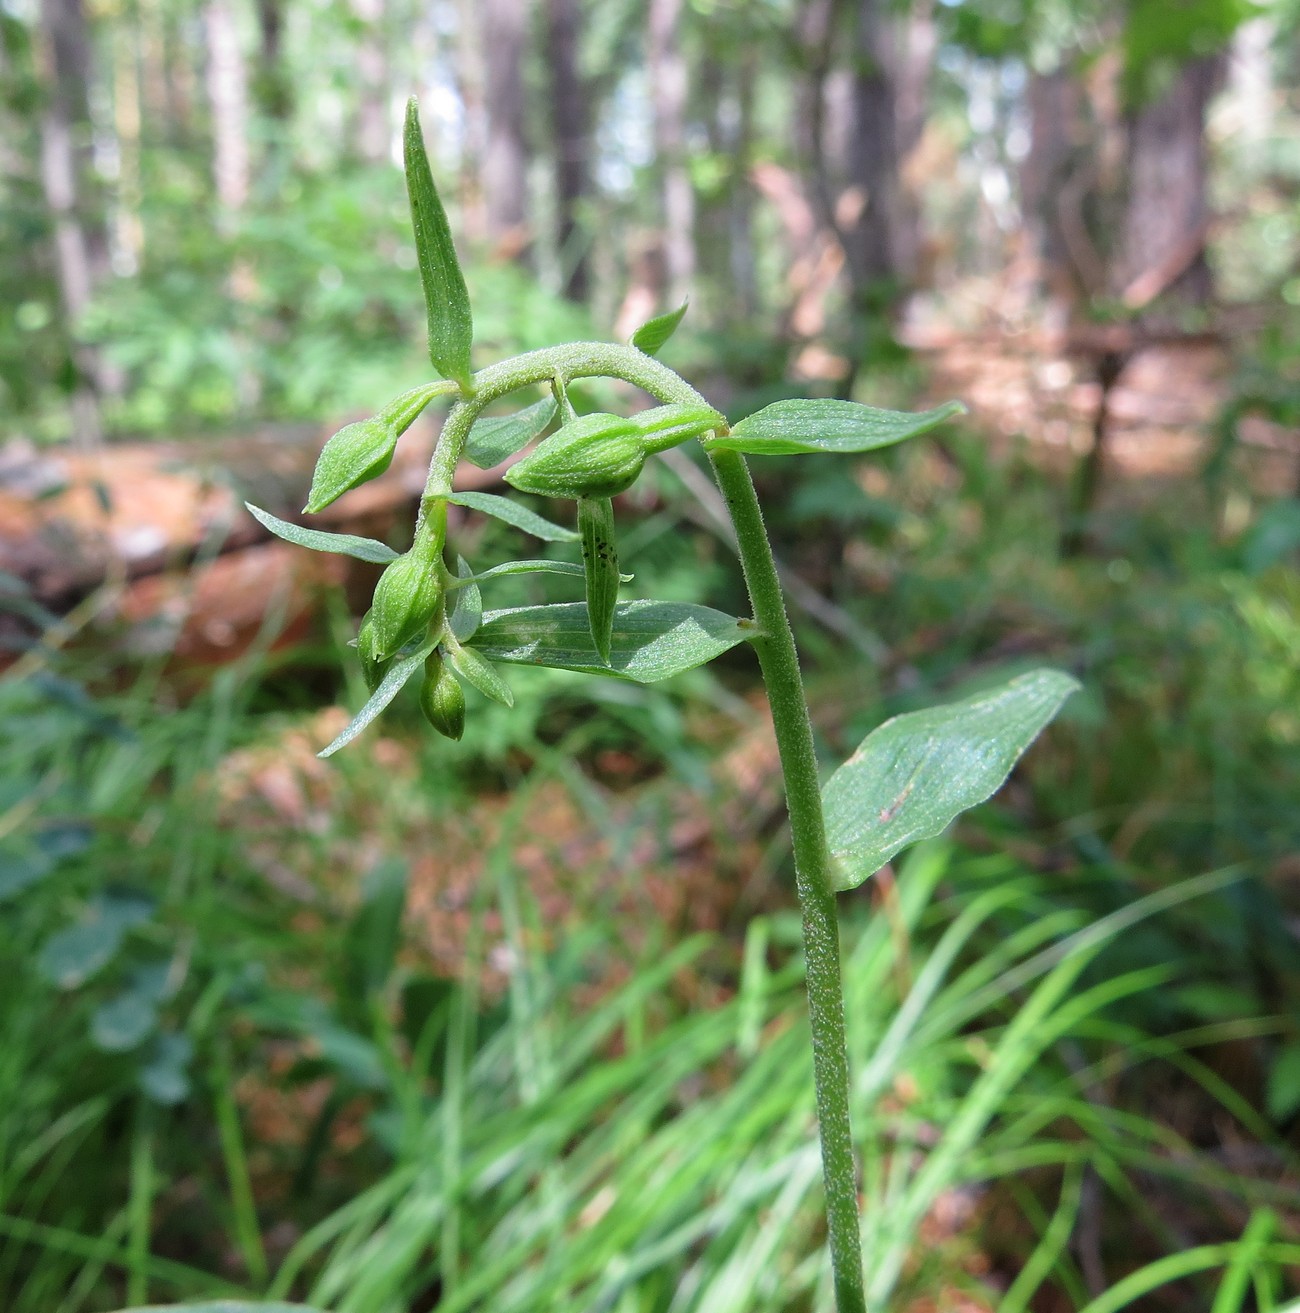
245, 502, 399, 564
448, 556, 481, 642
468, 600, 755, 683
305, 381, 450, 513
822, 669, 1080, 891
404, 99, 473, 386
455, 560, 632, 585
464, 397, 557, 469
631, 300, 688, 356
579, 497, 619, 662
706, 399, 966, 457
446, 490, 578, 541
319, 638, 438, 757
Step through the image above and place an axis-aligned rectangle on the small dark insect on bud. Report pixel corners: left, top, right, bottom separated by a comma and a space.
419, 651, 465, 740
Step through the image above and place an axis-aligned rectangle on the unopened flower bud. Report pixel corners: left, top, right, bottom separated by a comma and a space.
370, 542, 443, 658
419, 651, 465, 740
305, 382, 451, 514
504, 413, 645, 500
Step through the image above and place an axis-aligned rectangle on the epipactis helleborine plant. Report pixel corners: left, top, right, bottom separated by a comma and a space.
244, 100, 1079, 1313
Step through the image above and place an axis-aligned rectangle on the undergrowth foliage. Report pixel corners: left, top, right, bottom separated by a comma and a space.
219, 99, 1079, 1313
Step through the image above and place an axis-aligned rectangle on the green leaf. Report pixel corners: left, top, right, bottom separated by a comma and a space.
91, 989, 159, 1052
319, 639, 438, 758
822, 669, 1079, 891
137, 1031, 193, 1106
404, 99, 474, 385
38, 893, 154, 989
464, 397, 556, 469
445, 491, 578, 541
579, 497, 619, 663
447, 644, 514, 707
0, 844, 54, 902
449, 556, 481, 642
631, 300, 688, 356
468, 600, 754, 683
245, 503, 399, 564
707, 399, 966, 457
456, 560, 634, 586
1266, 1041, 1300, 1122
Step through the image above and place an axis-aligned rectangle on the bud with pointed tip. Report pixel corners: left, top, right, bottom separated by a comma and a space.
504, 412, 645, 500
305, 381, 453, 514
419, 651, 465, 740
370, 532, 444, 659
632, 403, 725, 452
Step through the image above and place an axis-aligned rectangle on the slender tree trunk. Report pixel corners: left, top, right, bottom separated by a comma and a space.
36, 0, 107, 437
481, 0, 530, 258
204, 0, 251, 218
545, 0, 590, 299
252, 0, 292, 124
844, 0, 903, 294
1120, 53, 1223, 307
112, 15, 143, 274
647, 0, 695, 302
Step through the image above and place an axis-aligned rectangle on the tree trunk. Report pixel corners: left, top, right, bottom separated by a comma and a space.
252, 0, 293, 125
844, 0, 904, 294
36, 0, 108, 437
204, 0, 251, 218
482, 0, 530, 258
647, 0, 695, 302
545, 0, 590, 300
1120, 54, 1224, 308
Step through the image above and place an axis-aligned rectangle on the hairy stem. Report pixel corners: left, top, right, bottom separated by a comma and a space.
707, 448, 866, 1313
420, 341, 865, 1310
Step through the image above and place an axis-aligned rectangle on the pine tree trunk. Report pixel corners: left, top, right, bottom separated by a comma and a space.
36, 0, 107, 437
1120, 54, 1223, 308
647, 0, 695, 302
482, 0, 530, 258
545, 0, 590, 300
204, 0, 251, 217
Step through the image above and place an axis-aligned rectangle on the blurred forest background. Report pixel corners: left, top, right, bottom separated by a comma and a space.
4, 0, 1300, 1310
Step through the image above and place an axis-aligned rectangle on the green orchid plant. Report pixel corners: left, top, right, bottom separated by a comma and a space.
122, 100, 1077, 1313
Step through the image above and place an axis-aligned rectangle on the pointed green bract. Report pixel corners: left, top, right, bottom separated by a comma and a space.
631, 300, 688, 356
633, 402, 724, 452
464, 397, 557, 469
822, 669, 1080, 891
449, 556, 481, 642
245, 502, 399, 564
447, 644, 514, 707
446, 490, 579, 541
579, 497, 620, 663
404, 98, 474, 387
319, 639, 438, 757
467, 600, 754, 683
706, 399, 966, 457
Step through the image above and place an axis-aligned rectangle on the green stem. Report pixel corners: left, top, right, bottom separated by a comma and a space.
417, 340, 865, 1311
707, 448, 866, 1313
